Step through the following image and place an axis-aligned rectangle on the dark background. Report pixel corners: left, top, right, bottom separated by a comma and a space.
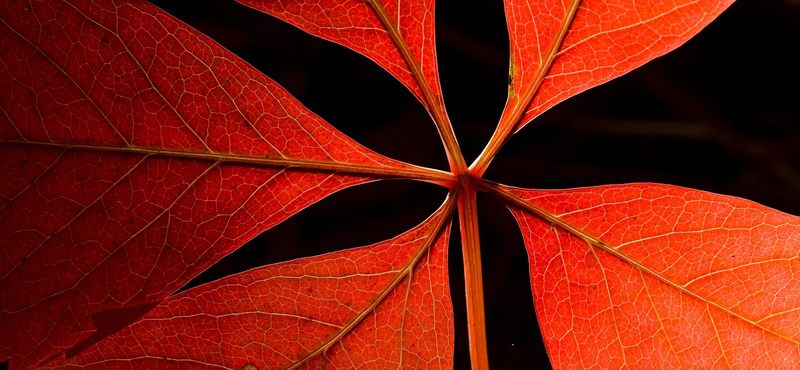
57, 0, 800, 369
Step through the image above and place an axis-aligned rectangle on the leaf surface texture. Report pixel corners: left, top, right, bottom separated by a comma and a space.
503, 0, 735, 132
498, 183, 800, 370
0, 0, 792, 369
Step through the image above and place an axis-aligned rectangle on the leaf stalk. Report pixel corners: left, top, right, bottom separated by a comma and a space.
457, 186, 490, 370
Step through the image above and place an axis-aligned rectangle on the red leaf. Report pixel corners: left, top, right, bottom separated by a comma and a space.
0, 1, 449, 368
488, 182, 800, 369
42, 195, 456, 370
233, 0, 442, 110
231, 0, 468, 173
472, 0, 735, 174
507, 0, 734, 131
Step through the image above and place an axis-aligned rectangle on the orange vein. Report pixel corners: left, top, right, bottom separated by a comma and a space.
282, 188, 461, 370
2, 140, 455, 186
363, 0, 467, 174
478, 180, 800, 347
470, 0, 582, 176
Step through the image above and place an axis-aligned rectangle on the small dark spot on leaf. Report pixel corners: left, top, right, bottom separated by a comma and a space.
101, 37, 109, 44
201, 233, 206, 237
129, 219, 134, 224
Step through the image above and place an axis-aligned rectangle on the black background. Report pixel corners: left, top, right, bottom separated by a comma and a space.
35, 0, 800, 369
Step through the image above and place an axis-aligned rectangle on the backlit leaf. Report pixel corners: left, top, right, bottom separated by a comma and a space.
496, 0, 735, 139
490, 182, 800, 370
0, 1, 447, 368
233, 0, 443, 111
43, 194, 456, 370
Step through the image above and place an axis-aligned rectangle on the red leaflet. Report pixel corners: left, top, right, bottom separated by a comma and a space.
232, 0, 468, 172
43, 194, 456, 370
0, 1, 447, 368
489, 183, 800, 370
472, 0, 734, 174
233, 0, 442, 110
508, 0, 734, 129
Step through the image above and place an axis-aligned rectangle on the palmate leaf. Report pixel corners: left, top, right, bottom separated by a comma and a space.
2, 0, 797, 370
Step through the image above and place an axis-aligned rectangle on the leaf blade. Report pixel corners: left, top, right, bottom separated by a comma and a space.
489, 182, 800, 369
232, 0, 468, 172
42, 195, 457, 370
0, 1, 447, 368
510, 0, 735, 131
472, 0, 735, 173
233, 0, 442, 110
